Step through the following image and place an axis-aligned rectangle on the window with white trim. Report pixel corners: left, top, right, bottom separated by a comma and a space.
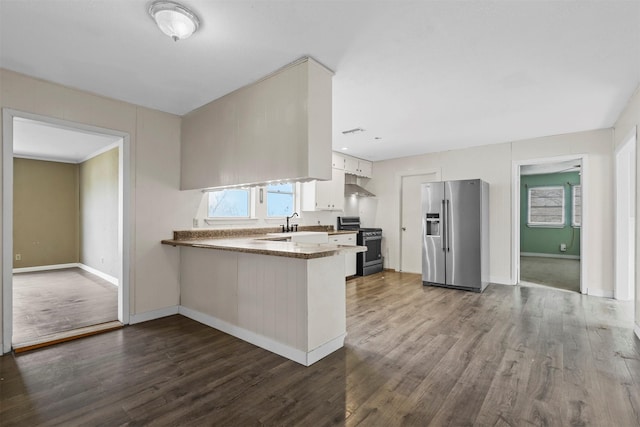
527, 186, 565, 227
207, 189, 250, 218
572, 185, 582, 227
266, 183, 294, 217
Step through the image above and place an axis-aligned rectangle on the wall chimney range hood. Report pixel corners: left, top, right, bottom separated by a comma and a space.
344, 174, 375, 197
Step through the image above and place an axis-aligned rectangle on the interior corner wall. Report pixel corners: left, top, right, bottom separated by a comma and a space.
80, 148, 118, 278
520, 172, 581, 257
366, 128, 613, 293
612, 84, 640, 335
13, 158, 79, 267
1, 68, 184, 349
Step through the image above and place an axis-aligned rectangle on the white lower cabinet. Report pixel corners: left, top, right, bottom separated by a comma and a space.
330, 233, 357, 277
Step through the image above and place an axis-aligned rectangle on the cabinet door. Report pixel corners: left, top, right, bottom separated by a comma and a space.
358, 160, 372, 178
331, 168, 345, 210
329, 233, 357, 277
332, 152, 345, 170
316, 168, 345, 210
344, 156, 359, 175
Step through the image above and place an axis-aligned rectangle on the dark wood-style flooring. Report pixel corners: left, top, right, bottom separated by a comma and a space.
12, 268, 118, 346
2, 271, 639, 426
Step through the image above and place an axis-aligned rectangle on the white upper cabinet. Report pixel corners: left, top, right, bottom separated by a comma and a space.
181, 58, 333, 190
343, 154, 372, 178
301, 168, 345, 211
358, 160, 372, 178
332, 152, 345, 170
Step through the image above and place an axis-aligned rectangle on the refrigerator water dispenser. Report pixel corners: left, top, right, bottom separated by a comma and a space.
425, 213, 440, 236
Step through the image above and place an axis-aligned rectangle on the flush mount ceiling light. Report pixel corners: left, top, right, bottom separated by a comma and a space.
148, 1, 200, 41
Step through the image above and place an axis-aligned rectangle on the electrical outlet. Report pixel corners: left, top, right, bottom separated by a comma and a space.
560, 243, 567, 252
193, 218, 199, 228
15, 254, 21, 261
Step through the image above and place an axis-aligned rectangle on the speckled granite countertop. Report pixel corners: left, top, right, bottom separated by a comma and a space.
161, 227, 363, 259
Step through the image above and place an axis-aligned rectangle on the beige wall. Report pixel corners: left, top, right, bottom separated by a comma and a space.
1, 69, 184, 348
80, 148, 119, 278
613, 85, 640, 335
13, 158, 79, 268
363, 128, 614, 296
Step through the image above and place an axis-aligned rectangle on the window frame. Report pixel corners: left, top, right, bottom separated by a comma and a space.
206, 188, 252, 220
266, 182, 296, 218
527, 185, 565, 228
572, 184, 582, 228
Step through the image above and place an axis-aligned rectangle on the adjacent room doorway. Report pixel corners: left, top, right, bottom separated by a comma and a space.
513, 155, 587, 293
399, 171, 439, 273
2, 109, 131, 353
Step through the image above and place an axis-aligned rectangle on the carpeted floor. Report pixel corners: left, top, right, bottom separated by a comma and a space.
520, 256, 580, 293
13, 268, 118, 346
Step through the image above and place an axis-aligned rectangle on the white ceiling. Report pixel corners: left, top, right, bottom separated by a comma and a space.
1, 1, 639, 161
13, 118, 121, 163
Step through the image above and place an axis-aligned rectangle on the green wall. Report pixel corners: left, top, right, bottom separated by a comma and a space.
521, 172, 581, 256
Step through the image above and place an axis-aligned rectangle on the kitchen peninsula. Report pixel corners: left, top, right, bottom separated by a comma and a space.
162, 227, 364, 366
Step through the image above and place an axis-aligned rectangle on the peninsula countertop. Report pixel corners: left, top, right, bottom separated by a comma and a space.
161, 227, 364, 260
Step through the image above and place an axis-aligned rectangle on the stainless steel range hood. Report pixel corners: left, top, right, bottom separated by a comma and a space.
344, 175, 375, 197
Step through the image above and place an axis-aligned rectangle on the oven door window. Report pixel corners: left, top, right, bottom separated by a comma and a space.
364, 237, 382, 264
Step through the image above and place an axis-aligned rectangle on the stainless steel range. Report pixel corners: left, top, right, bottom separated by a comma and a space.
337, 217, 383, 276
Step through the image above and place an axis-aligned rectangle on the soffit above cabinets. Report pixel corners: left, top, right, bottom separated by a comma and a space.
181, 58, 333, 190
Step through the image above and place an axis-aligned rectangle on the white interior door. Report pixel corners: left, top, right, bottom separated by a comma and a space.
615, 134, 636, 301
400, 173, 437, 273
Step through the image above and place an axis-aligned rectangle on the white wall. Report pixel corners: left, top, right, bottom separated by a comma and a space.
364, 128, 613, 295
0, 69, 183, 347
612, 85, 640, 335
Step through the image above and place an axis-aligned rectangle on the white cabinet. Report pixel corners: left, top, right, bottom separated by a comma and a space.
332, 152, 345, 170
301, 168, 345, 211
329, 233, 357, 277
357, 160, 372, 178
343, 155, 372, 178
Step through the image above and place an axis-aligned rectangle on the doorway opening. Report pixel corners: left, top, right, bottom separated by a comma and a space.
3, 110, 130, 353
513, 155, 587, 293
615, 128, 636, 301
398, 170, 440, 273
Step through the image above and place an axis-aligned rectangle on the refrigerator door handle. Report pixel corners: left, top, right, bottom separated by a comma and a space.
446, 199, 451, 252
441, 199, 446, 251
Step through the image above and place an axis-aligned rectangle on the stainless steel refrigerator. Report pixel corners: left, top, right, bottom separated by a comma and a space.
421, 179, 489, 292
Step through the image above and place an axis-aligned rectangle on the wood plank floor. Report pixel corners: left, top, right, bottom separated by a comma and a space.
1, 271, 639, 426
12, 268, 118, 346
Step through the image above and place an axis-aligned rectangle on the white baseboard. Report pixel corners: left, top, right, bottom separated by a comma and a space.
78, 264, 119, 286
521, 252, 581, 260
635, 324, 640, 341
307, 334, 347, 365
13, 263, 80, 273
129, 305, 179, 324
490, 276, 514, 285
587, 288, 614, 298
13, 262, 119, 286
179, 305, 344, 366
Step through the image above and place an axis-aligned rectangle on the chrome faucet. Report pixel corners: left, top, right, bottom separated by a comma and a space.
285, 212, 299, 232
